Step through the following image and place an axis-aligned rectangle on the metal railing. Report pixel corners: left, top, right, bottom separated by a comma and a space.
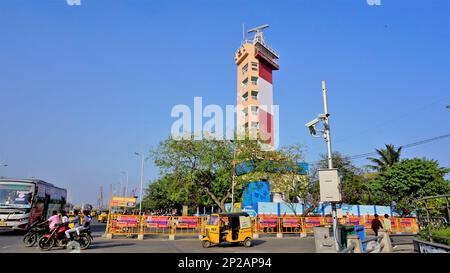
340, 243, 356, 253
105, 214, 419, 239
362, 235, 384, 253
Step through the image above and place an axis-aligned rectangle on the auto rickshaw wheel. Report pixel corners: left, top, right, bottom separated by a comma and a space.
243, 238, 253, 248
202, 240, 211, 248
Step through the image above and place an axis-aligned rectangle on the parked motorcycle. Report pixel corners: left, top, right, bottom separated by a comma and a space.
22, 221, 49, 247
38, 224, 93, 251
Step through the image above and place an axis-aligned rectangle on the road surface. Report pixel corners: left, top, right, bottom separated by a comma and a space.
0, 221, 414, 253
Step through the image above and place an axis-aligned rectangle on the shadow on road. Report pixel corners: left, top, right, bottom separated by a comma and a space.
90, 241, 136, 250
209, 239, 266, 248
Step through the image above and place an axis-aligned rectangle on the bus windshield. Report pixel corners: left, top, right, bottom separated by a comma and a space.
0, 183, 34, 208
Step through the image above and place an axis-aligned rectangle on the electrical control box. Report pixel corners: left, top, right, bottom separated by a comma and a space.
318, 169, 342, 202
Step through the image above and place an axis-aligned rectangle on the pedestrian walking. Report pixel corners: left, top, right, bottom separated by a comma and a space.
382, 214, 398, 249
371, 214, 383, 236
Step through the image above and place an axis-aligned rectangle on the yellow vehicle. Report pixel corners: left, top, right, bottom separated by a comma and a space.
98, 211, 108, 223
67, 211, 81, 229
201, 212, 253, 248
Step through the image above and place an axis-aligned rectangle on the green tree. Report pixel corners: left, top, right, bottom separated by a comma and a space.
152, 136, 235, 211
141, 175, 174, 211
366, 144, 402, 172
375, 158, 450, 216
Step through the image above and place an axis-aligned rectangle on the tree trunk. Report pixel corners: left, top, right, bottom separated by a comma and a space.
204, 187, 232, 211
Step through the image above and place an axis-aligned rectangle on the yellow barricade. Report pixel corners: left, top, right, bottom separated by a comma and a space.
253, 215, 280, 234
107, 214, 142, 235
105, 214, 420, 238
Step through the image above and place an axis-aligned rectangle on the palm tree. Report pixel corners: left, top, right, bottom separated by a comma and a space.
366, 144, 402, 172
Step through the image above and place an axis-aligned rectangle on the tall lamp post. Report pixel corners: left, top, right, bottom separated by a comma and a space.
134, 152, 149, 215
121, 171, 129, 197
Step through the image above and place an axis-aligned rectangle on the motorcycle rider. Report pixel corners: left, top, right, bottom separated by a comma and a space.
39, 210, 60, 231
75, 210, 92, 237
60, 211, 69, 227
64, 210, 81, 241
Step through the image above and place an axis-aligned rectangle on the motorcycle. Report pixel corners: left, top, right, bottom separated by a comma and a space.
22, 221, 49, 247
38, 224, 93, 251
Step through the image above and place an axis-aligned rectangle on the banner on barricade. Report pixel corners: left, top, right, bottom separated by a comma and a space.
116, 215, 139, 228
177, 216, 198, 228
146, 216, 169, 228
281, 217, 300, 228
303, 217, 322, 227
346, 216, 361, 225
259, 216, 278, 228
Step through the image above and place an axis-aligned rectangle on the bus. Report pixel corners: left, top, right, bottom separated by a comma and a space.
0, 179, 67, 231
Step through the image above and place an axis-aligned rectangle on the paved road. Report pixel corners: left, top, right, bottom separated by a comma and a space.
0, 221, 414, 253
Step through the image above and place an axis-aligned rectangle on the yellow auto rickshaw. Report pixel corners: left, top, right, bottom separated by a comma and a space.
98, 211, 108, 223
201, 212, 253, 248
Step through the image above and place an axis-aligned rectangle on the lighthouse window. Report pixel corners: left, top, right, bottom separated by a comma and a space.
241, 78, 248, 88
251, 62, 258, 71
251, 91, 259, 100
242, 92, 248, 101
241, 64, 248, 75
251, 106, 259, 115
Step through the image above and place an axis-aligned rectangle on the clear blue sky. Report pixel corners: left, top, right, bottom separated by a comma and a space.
0, 0, 449, 205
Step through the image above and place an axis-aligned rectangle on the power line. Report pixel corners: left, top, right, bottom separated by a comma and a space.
308, 133, 450, 164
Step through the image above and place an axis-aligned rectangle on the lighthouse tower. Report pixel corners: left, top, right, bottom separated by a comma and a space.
234, 24, 279, 150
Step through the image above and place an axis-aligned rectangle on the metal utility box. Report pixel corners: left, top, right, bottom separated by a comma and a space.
318, 169, 341, 202
313, 226, 337, 253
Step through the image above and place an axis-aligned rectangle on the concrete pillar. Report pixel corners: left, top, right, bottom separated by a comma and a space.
253, 233, 259, 239
106, 233, 113, 239
137, 234, 144, 240
379, 229, 393, 253
277, 233, 283, 239
169, 234, 175, 240
347, 235, 363, 253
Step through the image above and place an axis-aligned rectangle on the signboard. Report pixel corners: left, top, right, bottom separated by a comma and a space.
177, 216, 198, 228
116, 215, 138, 228
318, 169, 341, 202
304, 217, 322, 227
282, 217, 300, 228
242, 208, 257, 217
259, 216, 278, 228
233, 203, 242, 212
146, 216, 169, 228
110, 196, 137, 207
239, 216, 251, 229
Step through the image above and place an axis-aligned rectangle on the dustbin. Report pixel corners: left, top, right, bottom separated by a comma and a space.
337, 225, 355, 249
354, 225, 366, 251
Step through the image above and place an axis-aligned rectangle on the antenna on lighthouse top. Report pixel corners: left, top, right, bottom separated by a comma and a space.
247, 24, 269, 44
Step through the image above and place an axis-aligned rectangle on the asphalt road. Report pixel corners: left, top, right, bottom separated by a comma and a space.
0, 221, 414, 253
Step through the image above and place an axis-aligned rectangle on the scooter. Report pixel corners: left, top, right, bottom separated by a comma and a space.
38, 224, 93, 251
22, 221, 49, 247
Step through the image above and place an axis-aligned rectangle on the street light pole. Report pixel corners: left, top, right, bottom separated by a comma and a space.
121, 171, 129, 197
135, 152, 148, 216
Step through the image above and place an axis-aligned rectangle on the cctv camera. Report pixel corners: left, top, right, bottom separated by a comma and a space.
305, 118, 320, 128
